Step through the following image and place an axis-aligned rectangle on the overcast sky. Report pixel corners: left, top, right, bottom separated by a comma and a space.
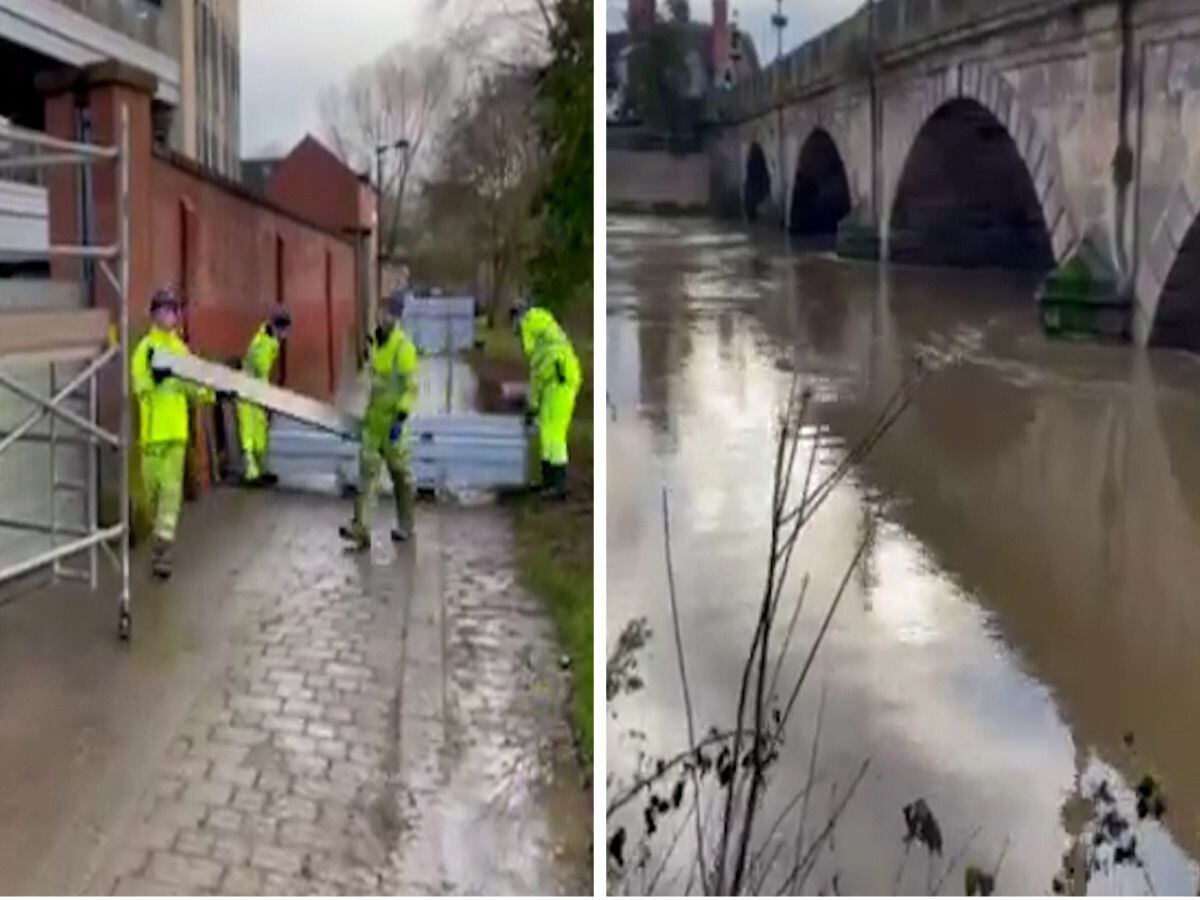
240, 0, 500, 158
604, 0, 864, 61
240, 1, 864, 158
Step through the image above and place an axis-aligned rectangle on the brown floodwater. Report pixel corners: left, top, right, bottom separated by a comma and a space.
606, 214, 1200, 895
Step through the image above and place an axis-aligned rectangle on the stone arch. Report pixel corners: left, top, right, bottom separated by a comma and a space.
884, 65, 1078, 266
743, 141, 771, 222
1137, 164, 1200, 348
788, 127, 852, 238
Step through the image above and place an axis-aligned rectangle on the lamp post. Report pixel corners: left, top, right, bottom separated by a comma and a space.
375, 137, 410, 308
771, 1, 787, 232
868, 0, 878, 227
770, 0, 787, 63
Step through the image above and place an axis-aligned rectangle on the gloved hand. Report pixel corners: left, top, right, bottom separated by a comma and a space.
148, 345, 169, 385
215, 390, 235, 403
523, 406, 536, 428
555, 359, 567, 385
389, 412, 408, 443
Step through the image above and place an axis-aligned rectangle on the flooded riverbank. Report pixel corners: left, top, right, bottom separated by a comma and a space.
606, 214, 1200, 894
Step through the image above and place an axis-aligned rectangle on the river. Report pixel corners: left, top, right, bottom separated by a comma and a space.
606, 214, 1200, 895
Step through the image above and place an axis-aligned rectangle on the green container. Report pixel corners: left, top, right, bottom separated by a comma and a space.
1037, 254, 1131, 341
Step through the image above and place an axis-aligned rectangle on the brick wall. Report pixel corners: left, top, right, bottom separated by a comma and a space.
149, 153, 358, 401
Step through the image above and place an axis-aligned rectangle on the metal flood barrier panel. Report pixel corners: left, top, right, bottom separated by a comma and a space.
402, 296, 477, 354
152, 349, 529, 491
267, 415, 528, 493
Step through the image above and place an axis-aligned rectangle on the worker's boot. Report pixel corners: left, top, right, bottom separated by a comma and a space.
391, 481, 413, 544
540, 464, 568, 501
151, 537, 173, 580
242, 452, 260, 487
254, 450, 278, 487
338, 521, 371, 551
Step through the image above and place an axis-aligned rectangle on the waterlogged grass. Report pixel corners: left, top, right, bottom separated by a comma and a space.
513, 478, 593, 756
470, 321, 595, 760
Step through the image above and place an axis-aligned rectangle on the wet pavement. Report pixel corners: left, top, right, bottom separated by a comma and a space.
0, 488, 589, 894
607, 215, 1200, 894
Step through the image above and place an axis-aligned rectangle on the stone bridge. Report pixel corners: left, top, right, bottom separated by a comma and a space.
709, 0, 1200, 347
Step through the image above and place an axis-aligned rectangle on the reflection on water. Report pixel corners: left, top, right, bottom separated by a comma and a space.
606, 215, 1200, 894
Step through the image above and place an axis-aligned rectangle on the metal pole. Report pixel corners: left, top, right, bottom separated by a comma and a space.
773, 1, 787, 232
445, 316, 453, 413
774, 0, 783, 62
88, 360, 98, 588
0, 369, 120, 446
0, 515, 90, 537
118, 104, 131, 638
0, 525, 125, 587
0, 244, 121, 259
0, 344, 118, 456
0, 120, 118, 158
0, 153, 101, 172
375, 143, 384, 310
868, 0, 879, 227
49, 362, 59, 581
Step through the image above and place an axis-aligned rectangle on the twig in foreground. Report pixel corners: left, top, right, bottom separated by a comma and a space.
662, 487, 708, 891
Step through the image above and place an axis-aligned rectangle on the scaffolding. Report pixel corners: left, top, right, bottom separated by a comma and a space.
0, 108, 132, 639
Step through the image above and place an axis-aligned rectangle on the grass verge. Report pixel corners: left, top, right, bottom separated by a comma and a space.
468, 320, 594, 761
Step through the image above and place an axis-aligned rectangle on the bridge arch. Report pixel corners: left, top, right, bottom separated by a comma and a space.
1146, 192, 1200, 350
889, 97, 1054, 270
743, 141, 771, 222
1140, 163, 1200, 349
885, 67, 1077, 270
789, 128, 851, 239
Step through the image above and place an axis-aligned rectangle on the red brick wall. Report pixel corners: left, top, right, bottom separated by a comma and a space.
149, 156, 358, 400
264, 136, 374, 234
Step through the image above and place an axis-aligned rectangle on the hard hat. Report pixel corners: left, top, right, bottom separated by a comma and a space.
385, 290, 407, 316
149, 285, 181, 311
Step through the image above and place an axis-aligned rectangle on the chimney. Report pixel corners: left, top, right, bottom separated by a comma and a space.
711, 0, 731, 84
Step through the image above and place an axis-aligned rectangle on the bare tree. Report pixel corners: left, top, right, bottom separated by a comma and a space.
438, 67, 544, 318
317, 43, 455, 265
426, 0, 550, 55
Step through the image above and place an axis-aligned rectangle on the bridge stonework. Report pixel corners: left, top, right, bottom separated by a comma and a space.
713, 0, 1200, 346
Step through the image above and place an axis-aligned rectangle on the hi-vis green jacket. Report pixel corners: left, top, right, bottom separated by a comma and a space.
362, 324, 419, 439
131, 327, 212, 446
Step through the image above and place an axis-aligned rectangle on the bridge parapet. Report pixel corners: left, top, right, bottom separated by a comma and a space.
719, 0, 1078, 122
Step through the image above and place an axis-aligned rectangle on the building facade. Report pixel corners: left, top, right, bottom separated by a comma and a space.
606, 0, 759, 125
0, 0, 240, 261
180, 0, 239, 177
0, 0, 239, 168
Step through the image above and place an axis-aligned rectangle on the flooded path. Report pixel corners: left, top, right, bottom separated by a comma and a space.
606, 214, 1200, 894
